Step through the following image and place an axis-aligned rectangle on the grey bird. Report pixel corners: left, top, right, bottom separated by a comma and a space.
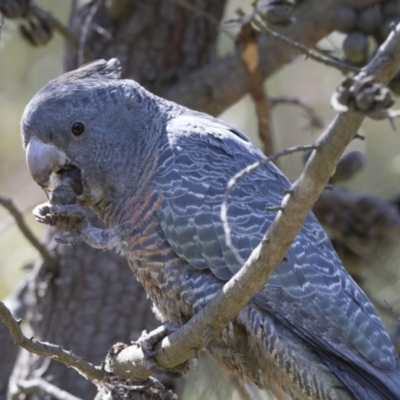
21, 59, 400, 399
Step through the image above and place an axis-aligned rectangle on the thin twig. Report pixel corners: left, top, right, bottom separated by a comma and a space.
0, 300, 106, 382
314, 45, 349, 65
221, 145, 318, 265
11, 379, 83, 400
0, 201, 41, 235
270, 97, 325, 129
251, 13, 359, 74
0, 195, 56, 269
384, 300, 400, 323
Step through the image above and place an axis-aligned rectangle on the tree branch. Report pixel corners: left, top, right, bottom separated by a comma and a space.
0, 278, 31, 399
236, 9, 275, 156
0, 195, 56, 269
270, 97, 324, 130
161, 0, 385, 115
250, 12, 358, 74
0, 301, 105, 382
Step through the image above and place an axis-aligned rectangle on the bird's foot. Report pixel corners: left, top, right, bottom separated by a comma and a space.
34, 203, 121, 250
34, 203, 86, 232
136, 323, 190, 378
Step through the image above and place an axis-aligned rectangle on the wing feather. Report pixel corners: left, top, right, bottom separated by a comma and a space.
153, 112, 398, 383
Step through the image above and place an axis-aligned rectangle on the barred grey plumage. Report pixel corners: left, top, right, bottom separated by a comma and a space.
22, 59, 400, 400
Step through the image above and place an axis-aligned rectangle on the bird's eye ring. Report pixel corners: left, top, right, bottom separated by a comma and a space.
71, 121, 85, 136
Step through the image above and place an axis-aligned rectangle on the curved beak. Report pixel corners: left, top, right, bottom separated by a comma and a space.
26, 137, 67, 188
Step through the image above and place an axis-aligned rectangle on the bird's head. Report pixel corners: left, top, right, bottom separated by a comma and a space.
22, 59, 167, 209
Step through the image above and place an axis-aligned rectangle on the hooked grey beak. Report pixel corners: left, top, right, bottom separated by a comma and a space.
26, 137, 67, 188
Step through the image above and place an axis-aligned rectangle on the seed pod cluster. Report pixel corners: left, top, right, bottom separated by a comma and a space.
335, 76, 394, 112
333, 2, 400, 93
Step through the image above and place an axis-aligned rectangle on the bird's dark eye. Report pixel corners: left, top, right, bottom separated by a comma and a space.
71, 122, 85, 136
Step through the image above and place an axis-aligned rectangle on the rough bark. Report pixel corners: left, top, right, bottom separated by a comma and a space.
64, 0, 226, 92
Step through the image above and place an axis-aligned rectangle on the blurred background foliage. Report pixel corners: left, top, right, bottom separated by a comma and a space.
1, 0, 400, 318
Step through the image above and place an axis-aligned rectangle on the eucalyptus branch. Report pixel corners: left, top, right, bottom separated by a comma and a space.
251, 13, 358, 74
0, 301, 105, 382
